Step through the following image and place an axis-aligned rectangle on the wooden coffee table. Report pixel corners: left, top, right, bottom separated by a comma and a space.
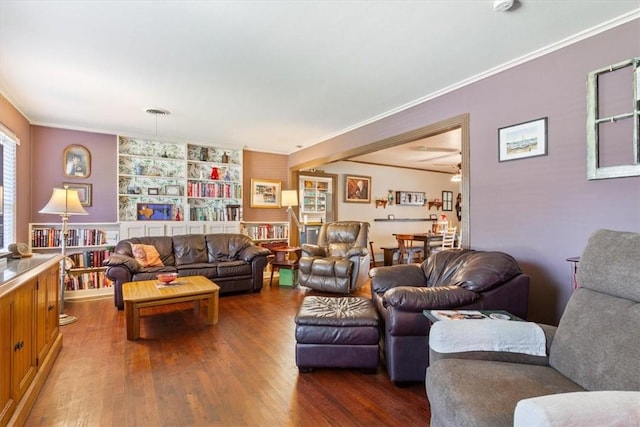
122, 275, 220, 340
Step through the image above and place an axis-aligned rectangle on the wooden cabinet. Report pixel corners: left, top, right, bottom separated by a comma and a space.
0, 255, 62, 427
36, 266, 59, 366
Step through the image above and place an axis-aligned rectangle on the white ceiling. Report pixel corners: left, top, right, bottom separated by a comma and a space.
1, 1, 638, 169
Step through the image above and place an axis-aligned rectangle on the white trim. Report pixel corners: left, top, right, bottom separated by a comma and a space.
0, 122, 20, 145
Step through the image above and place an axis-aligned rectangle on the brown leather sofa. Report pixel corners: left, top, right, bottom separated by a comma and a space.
369, 249, 530, 384
105, 233, 271, 310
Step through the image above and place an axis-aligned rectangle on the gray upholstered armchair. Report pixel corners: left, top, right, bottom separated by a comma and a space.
298, 221, 370, 293
426, 229, 640, 426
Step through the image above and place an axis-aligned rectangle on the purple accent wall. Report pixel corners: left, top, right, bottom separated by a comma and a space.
290, 20, 640, 324
31, 126, 118, 223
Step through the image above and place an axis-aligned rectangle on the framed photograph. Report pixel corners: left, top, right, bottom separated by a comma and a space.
147, 187, 160, 195
136, 203, 173, 221
63, 182, 92, 207
250, 179, 281, 208
344, 175, 371, 203
498, 117, 548, 162
63, 144, 91, 178
165, 185, 182, 196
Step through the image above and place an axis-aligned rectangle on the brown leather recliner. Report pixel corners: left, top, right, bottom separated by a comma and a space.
298, 221, 371, 294
369, 249, 530, 384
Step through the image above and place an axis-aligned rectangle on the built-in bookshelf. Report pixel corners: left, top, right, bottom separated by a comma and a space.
240, 221, 290, 247
28, 223, 120, 300
117, 136, 243, 227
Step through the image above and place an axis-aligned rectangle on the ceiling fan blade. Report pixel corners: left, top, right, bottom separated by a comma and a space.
416, 153, 458, 162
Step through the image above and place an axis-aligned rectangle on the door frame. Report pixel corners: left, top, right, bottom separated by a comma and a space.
289, 113, 470, 249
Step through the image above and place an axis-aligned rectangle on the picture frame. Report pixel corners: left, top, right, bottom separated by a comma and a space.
250, 179, 281, 208
395, 191, 426, 206
147, 187, 160, 195
63, 182, 92, 207
498, 117, 548, 162
164, 185, 182, 196
136, 203, 173, 221
344, 175, 371, 203
63, 144, 91, 178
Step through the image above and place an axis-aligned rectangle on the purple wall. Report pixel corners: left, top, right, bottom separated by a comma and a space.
290, 20, 640, 324
31, 126, 118, 223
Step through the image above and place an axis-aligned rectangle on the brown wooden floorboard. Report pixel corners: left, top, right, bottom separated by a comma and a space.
24, 280, 430, 426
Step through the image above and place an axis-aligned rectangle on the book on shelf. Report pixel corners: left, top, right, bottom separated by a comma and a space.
67, 249, 113, 269
65, 271, 112, 291
31, 227, 113, 248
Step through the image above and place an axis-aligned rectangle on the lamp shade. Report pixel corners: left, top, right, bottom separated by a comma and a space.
39, 187, 88, 216
281, 190, 298, 207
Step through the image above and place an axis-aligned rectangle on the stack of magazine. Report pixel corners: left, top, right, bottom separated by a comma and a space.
431, 310, 488, 321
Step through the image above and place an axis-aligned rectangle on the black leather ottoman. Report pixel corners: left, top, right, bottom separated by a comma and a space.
294, 296, 379, 373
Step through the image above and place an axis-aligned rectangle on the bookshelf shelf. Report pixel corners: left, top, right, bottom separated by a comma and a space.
29, 223, 120, 301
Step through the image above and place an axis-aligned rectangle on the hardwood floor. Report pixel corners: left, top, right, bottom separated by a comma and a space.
25, 281, 431, 426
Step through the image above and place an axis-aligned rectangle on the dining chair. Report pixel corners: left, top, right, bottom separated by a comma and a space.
396, 234, 423, 264
431, 226, 457, 255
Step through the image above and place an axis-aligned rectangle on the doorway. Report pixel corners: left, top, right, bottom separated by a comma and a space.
289, 113, 470, 248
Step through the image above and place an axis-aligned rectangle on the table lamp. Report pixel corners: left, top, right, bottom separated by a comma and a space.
39, 185, 88, 326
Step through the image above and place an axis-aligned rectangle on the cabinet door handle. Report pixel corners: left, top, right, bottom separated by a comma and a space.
48, 304, 55, 311
14, 341, 24, 351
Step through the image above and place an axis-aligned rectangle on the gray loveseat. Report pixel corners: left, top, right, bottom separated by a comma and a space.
426, 229, 640, 426
105, 233, 271, 310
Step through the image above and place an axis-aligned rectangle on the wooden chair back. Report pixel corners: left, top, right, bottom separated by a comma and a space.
396, 234, 423, 264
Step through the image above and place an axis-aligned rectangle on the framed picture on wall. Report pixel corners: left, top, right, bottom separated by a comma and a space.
63, 144, 91, 178
63, 182, 92, 207
344, 175, 371, 203
498, 117, 548, 162
250, 179, 281, 208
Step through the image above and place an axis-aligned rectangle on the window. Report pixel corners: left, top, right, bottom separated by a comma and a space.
586, 57, 640, 179
0, 124, 18, 250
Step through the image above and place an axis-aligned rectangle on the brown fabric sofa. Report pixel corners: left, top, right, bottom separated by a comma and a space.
105, 233, 271, 310
369, 249, 530, 384
425, 229, 640, 426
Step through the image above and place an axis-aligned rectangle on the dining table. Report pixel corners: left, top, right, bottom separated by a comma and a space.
384, 233, 455, 266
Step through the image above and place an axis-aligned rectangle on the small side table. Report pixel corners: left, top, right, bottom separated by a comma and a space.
270, 246, 302, 287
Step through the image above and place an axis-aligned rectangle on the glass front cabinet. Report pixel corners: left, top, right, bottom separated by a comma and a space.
294, 172, 337, 245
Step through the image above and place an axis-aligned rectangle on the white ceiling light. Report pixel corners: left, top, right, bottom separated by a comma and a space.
493, 0, 514, 12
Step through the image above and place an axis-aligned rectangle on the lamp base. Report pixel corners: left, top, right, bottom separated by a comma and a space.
59, 313, 78, 326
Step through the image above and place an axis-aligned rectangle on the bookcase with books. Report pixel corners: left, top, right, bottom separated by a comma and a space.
240, 221, 290, 249
116, 136, 243, 238
28, 223, 120, 300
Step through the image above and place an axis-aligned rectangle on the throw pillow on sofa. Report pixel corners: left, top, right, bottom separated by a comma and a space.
131, 243, 164, 267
